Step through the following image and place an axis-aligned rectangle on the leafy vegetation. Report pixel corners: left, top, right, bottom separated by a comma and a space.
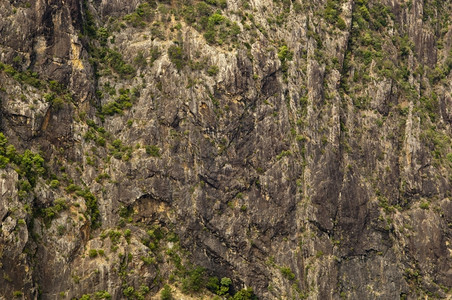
123, 3, 155, 28
160, 285, 173, 300
145, 145, 161, 157
181, 266, 205, 293
0, 133, 47, 202
231, 288, 258, 300
89, 249, 98, 258
104, 49, 136, 77
277, 45, 293, 80
280, 266, 296, 280
100, 88, 136, 116
324, 0, 346, 30
78, 290, 111, 300
37, 198, 68, 227
182, 2, 240, 45
207, 65, 219, 76
0, 62, 43, 88
168, 44, 185, 70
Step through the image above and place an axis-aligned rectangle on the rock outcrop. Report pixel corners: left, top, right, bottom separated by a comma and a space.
0, 0, 451, 299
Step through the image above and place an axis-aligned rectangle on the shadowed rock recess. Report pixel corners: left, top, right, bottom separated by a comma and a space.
0, 0, 451, 299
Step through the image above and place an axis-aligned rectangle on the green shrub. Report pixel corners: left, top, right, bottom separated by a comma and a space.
324, 0, 341, 24
232, 288, 257, 300
337, 17, 346, 30
145, 145, 160, 157
207, 276, 220, 293
66, 183, 80, 193
181, 266, 205, 293
97, 27, 109, 46
420, 202, 429, 210
54, 198, 67, 211
207, 65, 219, 76
280, 266, 295, 280
278, 45, 293, 62
123, 286, 134, 297
12, 55, 23, 66
204, 30, 216, 44
277, 45, 293, 79
109, 230, 122, 244
133, 51, 147, 68
40, 198, 68, 226
168, 45, 185, 70
0, 155, 9, 168
101, 88, 133, 116
218, 277, 231, 295
123, 3, 154, 27
57, 225, 66, 236
149, 46, 161, 65
49, 80, 64, 93
50, 179, 60, 189
208, 13, 225, 27
124, 13, 146, 28
447, 153, 452, 163
112, 139, 122, 148
94, 291, 111, 299
82, 1, 97, 38
276, 150, 291, 160
0, 133, 8, 155
89, 249, 98, 258
141, 256, 155, 265
52, 97, 65, 110
83, 190, 101, 229
161, 285, 173, 300
96, 137, 106, 147
18, 150, 45, 186
105, 49, 135, 77
139, 285, 150, 296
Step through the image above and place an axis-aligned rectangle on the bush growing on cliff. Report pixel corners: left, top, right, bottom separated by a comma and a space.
133, 51, 147, 68
181, 266, 205, 293
277, 45, 293, 80
83, 190, 101, 229
0, 155, 8, 168
101, 88, 133, 116
168, 44, 185, 70
89, 249, 98, 258
232, 288, 258, 300
82, 1, 97, 38
0, 134, 10, 168
207, 276, 220, 293
324, 0, 341, 24
218, 277, 232, 296
18, 150, 45, 186
0, 133, 8, 154
207, 65, 219, 76
122, 286, 135, 298
105, 49, 135, 77
280, 266, 295, 280
160, 285, 173, 300
93, 291, 111, 299
149, 46, 161, 65
146, 145, 161, 157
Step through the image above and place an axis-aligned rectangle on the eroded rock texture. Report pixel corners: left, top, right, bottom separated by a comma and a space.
0, 0, 451, 299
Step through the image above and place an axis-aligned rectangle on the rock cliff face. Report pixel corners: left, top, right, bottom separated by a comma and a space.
0, 0, 451, 299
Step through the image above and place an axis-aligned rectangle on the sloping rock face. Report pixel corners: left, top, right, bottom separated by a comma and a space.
0, 0, 451, 299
